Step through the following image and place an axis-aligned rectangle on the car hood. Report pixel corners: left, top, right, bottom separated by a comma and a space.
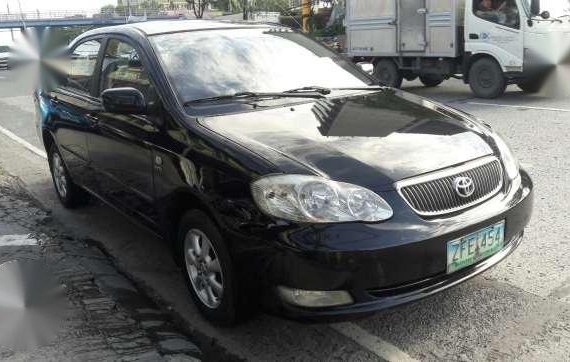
198, 89, 495, 191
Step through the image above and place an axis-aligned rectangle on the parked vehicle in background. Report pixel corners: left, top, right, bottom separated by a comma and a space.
36, 20, 533, 325
0, 45, 12, 70
346, 0, 570, 98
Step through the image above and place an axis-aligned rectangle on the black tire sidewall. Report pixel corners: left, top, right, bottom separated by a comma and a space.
177, 210, 239, 325
420, 75, 444, 87
469, 58, 506, 99
518, 80, 542, 93
374, 60, 403, 88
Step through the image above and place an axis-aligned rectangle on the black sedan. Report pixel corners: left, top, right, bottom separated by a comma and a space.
35, 20, 533, 325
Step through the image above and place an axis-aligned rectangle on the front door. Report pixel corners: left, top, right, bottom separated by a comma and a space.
88, 38, 160, 226
399, 0, 427, 52
466, 0, 524, 70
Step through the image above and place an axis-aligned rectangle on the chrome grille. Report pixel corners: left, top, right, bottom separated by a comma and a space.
396, 157, 503, 216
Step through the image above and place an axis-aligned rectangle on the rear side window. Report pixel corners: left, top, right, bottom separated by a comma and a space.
64, 40, 102, 94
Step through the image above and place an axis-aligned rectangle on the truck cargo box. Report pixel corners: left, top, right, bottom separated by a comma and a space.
346, 0, 465, 58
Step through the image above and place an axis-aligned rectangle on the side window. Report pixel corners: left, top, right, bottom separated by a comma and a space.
65, 39, 102, 93
473, 0, 520, 29
100, 39, 157, 103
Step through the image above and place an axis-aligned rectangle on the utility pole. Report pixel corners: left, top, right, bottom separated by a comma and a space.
302, 0, 311, 33
7, 4, 14, 41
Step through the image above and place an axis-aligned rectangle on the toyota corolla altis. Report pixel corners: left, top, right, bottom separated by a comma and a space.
35, 21, 533, 325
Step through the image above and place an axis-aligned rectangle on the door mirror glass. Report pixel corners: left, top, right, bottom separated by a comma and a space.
101, 87, 146, 114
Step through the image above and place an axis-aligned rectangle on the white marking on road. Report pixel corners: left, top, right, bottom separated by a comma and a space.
0, 234, 38, 246
0, 124, 46, 159
330, 322, 418, 362
468, 102, 570, 113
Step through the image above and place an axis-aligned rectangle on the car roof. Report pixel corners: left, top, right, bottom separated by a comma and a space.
83, 19, 275, 38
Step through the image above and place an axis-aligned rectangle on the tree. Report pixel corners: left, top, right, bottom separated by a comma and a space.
186, 0, 209, 18
100, 4, 116, 16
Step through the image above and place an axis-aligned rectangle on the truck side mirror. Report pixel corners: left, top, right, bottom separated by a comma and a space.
530, 0, 541, 16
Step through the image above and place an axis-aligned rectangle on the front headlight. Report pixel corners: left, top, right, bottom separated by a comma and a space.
491, 133, 520, 180
251, 175, 393, 223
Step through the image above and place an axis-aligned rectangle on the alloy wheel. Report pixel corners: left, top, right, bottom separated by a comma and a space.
52, 152, 68, 199
184, 229, 224, 309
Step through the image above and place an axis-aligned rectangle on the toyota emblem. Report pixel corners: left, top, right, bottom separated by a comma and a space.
453, 176, 475, 198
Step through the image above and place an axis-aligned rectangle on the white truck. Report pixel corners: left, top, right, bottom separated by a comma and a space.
345, 0, 570, 98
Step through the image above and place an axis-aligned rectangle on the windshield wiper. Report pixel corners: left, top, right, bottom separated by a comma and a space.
283, 86, 332, 95
184, 91, 326, 106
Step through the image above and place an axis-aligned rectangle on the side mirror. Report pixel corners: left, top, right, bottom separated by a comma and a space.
530, 0, 540, 16
101, 87, 146, 115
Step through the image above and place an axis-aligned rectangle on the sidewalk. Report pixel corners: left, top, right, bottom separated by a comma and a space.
0, 167, 202, 361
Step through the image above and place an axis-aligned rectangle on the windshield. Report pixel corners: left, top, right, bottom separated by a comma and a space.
523, 0, 570, 17
150, 28, 373, 104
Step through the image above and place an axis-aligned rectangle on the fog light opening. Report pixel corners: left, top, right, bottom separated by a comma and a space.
277, 286, 354, 308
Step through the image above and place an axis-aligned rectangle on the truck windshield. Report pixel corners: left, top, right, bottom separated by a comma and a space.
523, 0, 570, 17
150, 28, 374, 104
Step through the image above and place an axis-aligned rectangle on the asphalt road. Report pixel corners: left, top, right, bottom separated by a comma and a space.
0, 65, 568, 361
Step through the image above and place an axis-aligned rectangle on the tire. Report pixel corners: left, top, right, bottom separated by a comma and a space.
468, 58, 507, 99
48, 144, 89, 209
420, 74, 444, 87
518, 79, 543, 94
374, 59, 403, 88
177, 210, 244, 325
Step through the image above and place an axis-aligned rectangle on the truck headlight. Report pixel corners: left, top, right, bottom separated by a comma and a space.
251, 175, 393, 223
492, 133, 520, 180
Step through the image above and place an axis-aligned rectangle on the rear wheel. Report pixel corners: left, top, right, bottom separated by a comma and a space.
177, 210, 245, 325
518, 79, 543, 94
468, 58, 506, 99
374, 59, 403, 88
48, 144, 89, 209
420, 74, 444, 87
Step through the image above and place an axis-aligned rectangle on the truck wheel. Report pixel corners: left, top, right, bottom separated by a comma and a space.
374, 60, 403, 88
468, 58, 506, 99
420, 75, 444, 87
518, 79, 543, 94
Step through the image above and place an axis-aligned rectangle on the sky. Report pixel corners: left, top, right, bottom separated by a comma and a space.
0, 0, 117, 44
2, 0, 116, 12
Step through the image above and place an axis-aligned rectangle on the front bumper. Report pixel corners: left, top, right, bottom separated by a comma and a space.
252, 170, 533, 322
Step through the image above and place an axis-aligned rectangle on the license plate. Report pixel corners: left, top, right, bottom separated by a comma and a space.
447, 221, 505, 274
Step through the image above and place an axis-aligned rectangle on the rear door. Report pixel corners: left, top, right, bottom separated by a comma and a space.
399, 0, 428, 52
46, 38, 103, 190
87, 37, 160, 226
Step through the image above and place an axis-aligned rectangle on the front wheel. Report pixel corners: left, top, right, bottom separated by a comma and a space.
177, 210, 245, 325
374, 59, 403, 88
48, 144, 89, 209
468, 58, 506, 99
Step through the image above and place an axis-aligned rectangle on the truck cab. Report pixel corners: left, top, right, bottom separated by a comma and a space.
346, 0, 570, 98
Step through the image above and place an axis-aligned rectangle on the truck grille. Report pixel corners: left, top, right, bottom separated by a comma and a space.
396, 157, 503, 216
0, 57, 8, 70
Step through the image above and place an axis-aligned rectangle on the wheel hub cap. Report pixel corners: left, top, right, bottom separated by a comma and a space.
52, 153, 67, 198
184, 229, 224, 309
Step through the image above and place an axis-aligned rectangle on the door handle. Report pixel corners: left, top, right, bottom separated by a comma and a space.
469, 33, 480, 40
417, 8, 427, 14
